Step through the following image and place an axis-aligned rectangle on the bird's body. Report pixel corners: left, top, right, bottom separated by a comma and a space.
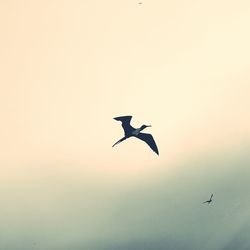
112, 116, 159, 155
132, 128, 142, 136
203, 194, 213, 204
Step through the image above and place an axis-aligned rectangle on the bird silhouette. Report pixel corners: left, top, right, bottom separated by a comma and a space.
112, 116, 159, 155
203, 194, 213, 204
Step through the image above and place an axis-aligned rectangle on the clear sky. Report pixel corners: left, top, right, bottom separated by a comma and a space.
0, 1, 250, 249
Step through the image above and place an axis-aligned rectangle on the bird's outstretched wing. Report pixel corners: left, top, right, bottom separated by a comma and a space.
112, 136, 127, 147
136, 132, 159, 155
113, 116, 134, 135
210, 194, 213, 199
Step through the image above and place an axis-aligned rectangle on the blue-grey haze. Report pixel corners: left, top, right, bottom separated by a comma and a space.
0, 145, 249, 250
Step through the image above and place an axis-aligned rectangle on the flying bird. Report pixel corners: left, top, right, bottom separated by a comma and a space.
112, 116, 159, 155
203, 194, 213, 204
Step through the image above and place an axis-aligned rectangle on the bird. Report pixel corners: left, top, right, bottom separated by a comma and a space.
112, 115, 159, 155
203, 194, 213, 204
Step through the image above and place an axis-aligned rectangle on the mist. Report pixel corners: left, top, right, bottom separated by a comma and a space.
0, 145, 249, 250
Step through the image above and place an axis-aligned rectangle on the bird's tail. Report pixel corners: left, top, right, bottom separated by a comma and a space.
112, 137, 127, 147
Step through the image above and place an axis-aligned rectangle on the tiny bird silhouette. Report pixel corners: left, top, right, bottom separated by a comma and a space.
112, 116, 159, 155
203, 194, 213, 204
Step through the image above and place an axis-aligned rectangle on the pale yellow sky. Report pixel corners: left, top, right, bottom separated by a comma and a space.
0, 0, 250, 181
0, 1, 250, 249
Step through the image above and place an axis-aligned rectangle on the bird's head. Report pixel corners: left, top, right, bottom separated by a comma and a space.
140, 124, 151, 131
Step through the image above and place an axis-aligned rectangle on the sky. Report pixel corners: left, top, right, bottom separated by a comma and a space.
0, 0, 250, 249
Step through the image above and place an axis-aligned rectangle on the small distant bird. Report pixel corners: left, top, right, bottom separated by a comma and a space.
138, 2, 142, 4
112, 116, 159, 155
203, 194, 213, 204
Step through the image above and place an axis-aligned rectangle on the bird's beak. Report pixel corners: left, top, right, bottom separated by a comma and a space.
147, 125, 152, 127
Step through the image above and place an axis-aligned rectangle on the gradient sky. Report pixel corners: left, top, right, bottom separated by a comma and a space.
0, 1, 250, 249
